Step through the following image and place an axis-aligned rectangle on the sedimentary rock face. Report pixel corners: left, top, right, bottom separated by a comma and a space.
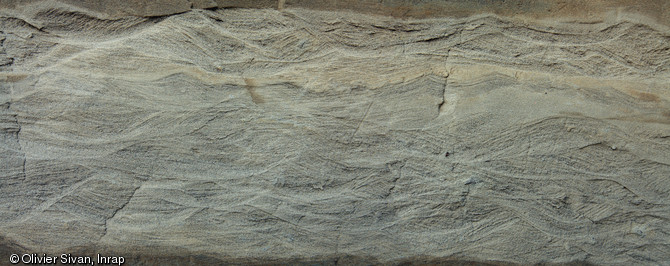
1, 1, 669, 264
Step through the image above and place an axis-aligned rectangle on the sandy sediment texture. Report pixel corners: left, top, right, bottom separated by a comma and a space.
1, 1, 669, 265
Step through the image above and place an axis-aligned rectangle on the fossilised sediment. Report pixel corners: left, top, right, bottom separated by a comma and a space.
1, 0, 669, 265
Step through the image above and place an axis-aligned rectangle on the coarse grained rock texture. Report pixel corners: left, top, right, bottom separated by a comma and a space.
1, 0, 670, 265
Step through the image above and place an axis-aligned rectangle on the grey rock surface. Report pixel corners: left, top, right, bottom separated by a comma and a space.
1, 1, 670, 265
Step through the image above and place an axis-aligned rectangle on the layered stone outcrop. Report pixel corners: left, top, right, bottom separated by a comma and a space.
1, 1, 669, 265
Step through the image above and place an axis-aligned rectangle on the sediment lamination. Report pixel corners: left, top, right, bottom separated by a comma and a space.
1, 1, 669, 265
